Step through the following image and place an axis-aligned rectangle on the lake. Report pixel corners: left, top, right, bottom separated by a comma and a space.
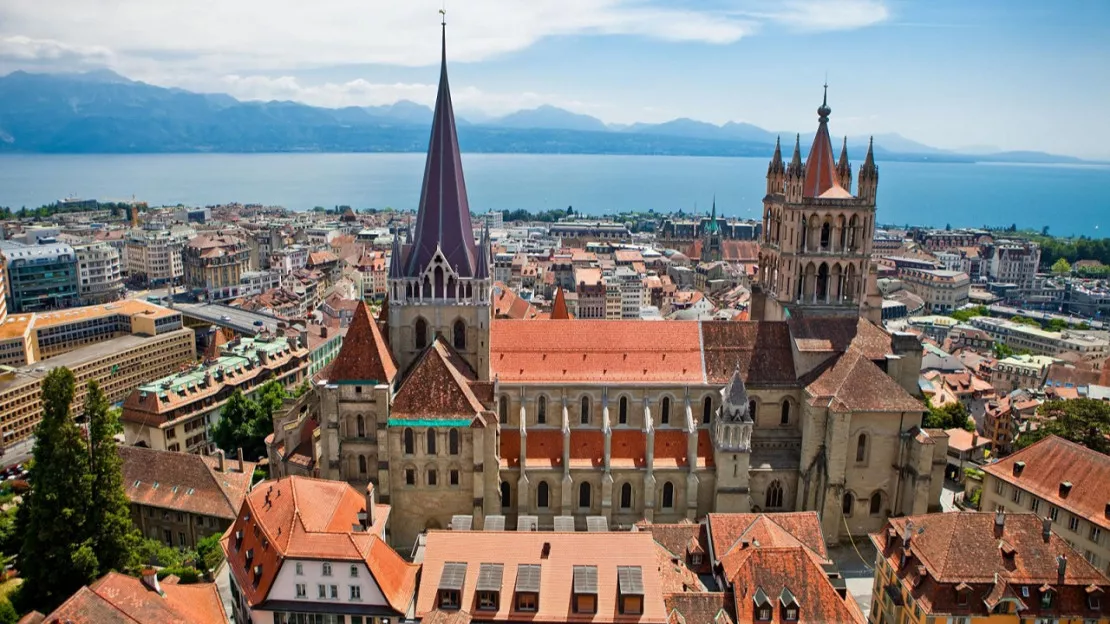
0, 153, 1107, 238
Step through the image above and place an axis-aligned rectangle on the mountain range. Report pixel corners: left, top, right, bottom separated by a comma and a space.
0, 70, 1086, 164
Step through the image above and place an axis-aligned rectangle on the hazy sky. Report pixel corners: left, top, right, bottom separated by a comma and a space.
1, 0, 1107, 158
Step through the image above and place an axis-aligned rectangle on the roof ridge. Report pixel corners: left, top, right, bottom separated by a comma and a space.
206, 456, 241, 517
89, 574, 160, 624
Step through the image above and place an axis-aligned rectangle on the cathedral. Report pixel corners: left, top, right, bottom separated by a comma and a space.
268, 25, 949, 551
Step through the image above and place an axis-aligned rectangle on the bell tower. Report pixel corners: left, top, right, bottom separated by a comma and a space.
388, 20, 491, 378
712, 366, 753, 512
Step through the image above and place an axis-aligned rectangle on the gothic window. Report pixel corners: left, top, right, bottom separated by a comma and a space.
427, 428, 437, 455
702, 397, 712, 424
578, 482, 591, 509
848, 215, 858, 251
870, 491, 884, 516
748, 400, 757, 421
356, 415, 365, 438
765, 480, 784, 509
358, 455, 367, 475
661, 397, 671, 425
620, 483, 632, 510
434, 266, 444, 298
423, 277, 432, 298
427, 467, 438, 487
403, 428, 414, 455
780, 401, 790, 426
499, 396, 509, 424
449, 429, 459, 455
820, 221, 831, 249
856, 434, 868, 463
537, 481, 550, 509
453, 319, 466, 350
800, 216, 808, 250
500, 481, 511, 510
414, 317, 428, 350
662, 482, 675, 509
618, 396, 628, 425
817, 262, 829, 300
843, 492, 854, 516
581, 396, 590, 425
537, 396, 547, 424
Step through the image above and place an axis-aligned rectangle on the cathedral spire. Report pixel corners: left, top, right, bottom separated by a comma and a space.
837, 135, 852, 191
802, 84, 841, 197
838, 136, 850, 171
768, 135, 784, 174
550, 287, 571, 320
474, 221, 491, 280
863, 136, 876, 169
787, 134, 803, 176
405, 19, 478, 278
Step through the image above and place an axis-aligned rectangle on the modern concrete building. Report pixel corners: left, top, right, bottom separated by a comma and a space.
971, 316, 1109, 358
0, 240, 79, 313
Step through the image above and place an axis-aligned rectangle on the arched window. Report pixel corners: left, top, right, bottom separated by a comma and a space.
356, 414, 365, 437
498, 396, 509, 424
449, 429, 459, 455
500, 481, 511, 510
856, 433, 868, 463
578, 482, 591, 509
820, 221, 831, 249
748, 400, 757, 421
452, 319, 466, 350
662, 482, 675, 509
702, 397, 712, 424
537, 396, 547, 424
427, 467, 438, 487
358, 455, 367, 475
620, 483, 632, 510
581, 396, 590, 425
765, 480, 784, 508
870, 491, 883, 516
537, 481, 550, 509
427, 428, 437, 455
618, 396, 628, 425
414, 317, 428, 350
800, 216, 808, 250
780, 401, 790, 426
403, 428, 414, 455
661, 397, 671, 425
842, 492, 854, 516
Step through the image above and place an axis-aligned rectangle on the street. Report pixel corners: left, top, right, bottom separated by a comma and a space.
828, 539, 878, 618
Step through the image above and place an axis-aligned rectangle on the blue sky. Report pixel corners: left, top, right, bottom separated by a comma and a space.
1, 0, 1107, 158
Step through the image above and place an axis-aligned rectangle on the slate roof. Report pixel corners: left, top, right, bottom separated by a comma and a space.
120, 445, 255, 520
328, 300, 397, 385
38, 572, 227, 624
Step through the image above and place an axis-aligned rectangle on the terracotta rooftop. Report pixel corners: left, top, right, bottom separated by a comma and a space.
392, 338, 487, 422
706, 512, 827, 564
983, 435, 1110, 532
37, 571, 227, 623
727, 547, 865, 623
328, 300, 397, 385
120, 446, 255, 521
416, 530, 668, 623
493, 282, 540, 320
806, 348, 922, 413
701, 321, 796, 385
550, 287, 572, 320
665, 592, 734, 624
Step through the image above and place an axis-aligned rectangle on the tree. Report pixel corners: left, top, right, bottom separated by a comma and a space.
211, 380, 287, 460
924, 402, 974, 431
1051, 257, 1071, 276
196, 533, 225, 574
993, 342, 1016, 359
84, 381, 139, 574
18, 368, 96, 611
1016, 399, 1110, 454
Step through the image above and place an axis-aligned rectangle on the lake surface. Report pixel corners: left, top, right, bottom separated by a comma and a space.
0, 153, 1107, 238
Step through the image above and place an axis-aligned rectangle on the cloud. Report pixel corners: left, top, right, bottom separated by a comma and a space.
756, 0, 889, 32
0, 35, 112, 63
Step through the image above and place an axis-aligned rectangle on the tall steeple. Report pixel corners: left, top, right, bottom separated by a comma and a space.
405, 19, 479, 278
802, 84, 843, 198
787, 134, 803, 176
858, 136, 879, 203
836, 136, 852, 191
766, 135, 786, 195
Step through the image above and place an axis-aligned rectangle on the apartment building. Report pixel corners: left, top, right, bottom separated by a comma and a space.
74, 241, 124, 305
897, 267, 970, 314
0, 240, 79, 313
125, 226, 190, 285
990, 354, 1056, 393
574, 267, 605, 319
870, 511, 1110, 624
971, 315, 1110, 358
122, 331, 309, 454
0, 327, 196, 448
184, 233, 251, 302
984, 239, 1041, 289
121, 445, 256, 549
981, 435, 1110, 575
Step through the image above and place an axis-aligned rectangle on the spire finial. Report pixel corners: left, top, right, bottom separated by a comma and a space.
817, 82, 831, 122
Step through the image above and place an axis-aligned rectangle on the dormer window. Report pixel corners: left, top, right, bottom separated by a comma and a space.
691, 553, 703, 566
476, 563, 504, 611
617, 566, 644, 615
754, 587, 772, 621
438, 562, 467, 610
515, 564, 541, 612
780, 587, 800, 622
956, 582, 971, 606
573, 565, 598, 614
1040, 586, 1055, 609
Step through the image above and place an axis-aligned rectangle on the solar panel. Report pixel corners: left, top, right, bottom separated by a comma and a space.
450, 515, 473, 531
516, 564, 542, 593
586, 516, 608, 532
439, 562, 468, 591
483, 515, 505, 531
573, 565, 598, 593
553, 516, 576, 532
617, 566, 644, 595
516, 515, 539, 531
476, 563, 504, 592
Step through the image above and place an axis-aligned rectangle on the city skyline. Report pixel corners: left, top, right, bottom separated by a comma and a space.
1, 0, 1108, 159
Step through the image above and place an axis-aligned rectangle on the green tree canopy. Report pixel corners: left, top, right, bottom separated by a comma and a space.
1016, 399, 1110, 454
1051, 257, 1072, 276
211, 380, 287, 460
85, 381, 139, 573
924, 402, 974, 432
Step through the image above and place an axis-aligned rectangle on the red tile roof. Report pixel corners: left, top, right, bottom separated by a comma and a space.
665, 592, 735, 624
328, 300, 397, 385
120, 446, 255, 520
550, 287, 572, 320
392, 338, 487, 421
707, 513, 827, 564
39, 572, 228, 623
983, 435, 1110, 532
701, 321, 796, 385
806, 349, 922, 413
727, 547, 865, 623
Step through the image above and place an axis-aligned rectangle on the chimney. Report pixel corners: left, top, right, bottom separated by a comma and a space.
1105, 502, 1110, 519
1042, 516, 1052, 543
541, 542, 551, 559
902, 521, 914, 548
364, 483, 376, 528
141, 567, 162, 595
320, 325, 328, 339
237, 447, 245, 472
994, 509, 1005, 536
1060, 481, 1073, 497
1013, 461, 1025, 477
1057, 554, 1067, 579
216, 449, 226, 472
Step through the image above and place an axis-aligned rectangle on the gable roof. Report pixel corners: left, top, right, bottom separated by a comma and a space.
328, 300, 397, 385
701, 321, 796, 385
706, 512, 827, 564
550, 286, 572, 320
727, 547, 865, 623
392, 338, 486, 422
806, 349, 922, 413
120, 445, 255, 520
41, 572, 227, 624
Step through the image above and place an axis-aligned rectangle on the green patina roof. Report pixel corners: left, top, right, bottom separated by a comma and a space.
137, 334, 295, 396
387, 418, 471, 428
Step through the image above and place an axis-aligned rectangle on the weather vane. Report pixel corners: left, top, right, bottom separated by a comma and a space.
440, 1, 447, 25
